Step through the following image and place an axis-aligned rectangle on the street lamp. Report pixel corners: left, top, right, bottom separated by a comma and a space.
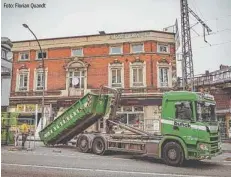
22, 24, 45, 130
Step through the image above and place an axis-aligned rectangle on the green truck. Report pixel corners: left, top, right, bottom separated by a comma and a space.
39, 86, 222, 166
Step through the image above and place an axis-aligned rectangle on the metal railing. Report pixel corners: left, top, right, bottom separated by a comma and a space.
177, 69, 231, 88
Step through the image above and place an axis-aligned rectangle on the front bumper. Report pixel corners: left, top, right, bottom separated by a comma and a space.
196, 148, 222, 160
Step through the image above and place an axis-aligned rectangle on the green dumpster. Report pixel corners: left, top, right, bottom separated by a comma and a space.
39, 93, 111, 145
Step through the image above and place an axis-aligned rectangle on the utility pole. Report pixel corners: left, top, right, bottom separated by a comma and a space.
180, 0, 212, 91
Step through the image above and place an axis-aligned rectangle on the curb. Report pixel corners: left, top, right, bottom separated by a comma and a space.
222, 150, 231, 153
222, 141, 231, 144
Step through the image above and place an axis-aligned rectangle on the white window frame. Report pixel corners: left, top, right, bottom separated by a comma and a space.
157, 43, 170, 54
117, 106, 144, 125
130, 43, 144, 53
36, 50, 47, 60
68, 70, 86, 89
19, 51, 30, 61
33, 68, 48, 91
71, 48, 83, 57
16, 69, 30, 92
109, 45, 122, 55
108, 63, 124, 88
129, 62, 146, 87
157, 62, 172, 88
159, 67, 169, 87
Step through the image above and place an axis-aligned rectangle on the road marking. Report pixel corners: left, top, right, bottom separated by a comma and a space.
2, 163, 212, 177
223, 164, 231, 166
3, 150, 231, 166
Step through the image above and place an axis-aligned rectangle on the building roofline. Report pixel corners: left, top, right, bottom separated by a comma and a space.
12, 30, 175, 43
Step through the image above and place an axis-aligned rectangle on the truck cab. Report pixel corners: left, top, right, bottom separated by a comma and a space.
160, 91, 222, 165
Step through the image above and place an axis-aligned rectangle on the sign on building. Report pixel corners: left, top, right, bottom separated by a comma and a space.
16, 104, 41, 113
109, 32, 151, 40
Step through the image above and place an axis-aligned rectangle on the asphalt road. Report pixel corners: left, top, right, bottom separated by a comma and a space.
1, 144, 231, 177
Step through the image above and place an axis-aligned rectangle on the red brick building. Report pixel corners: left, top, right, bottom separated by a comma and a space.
194, 65, 231, 139
9, 30, 176, 133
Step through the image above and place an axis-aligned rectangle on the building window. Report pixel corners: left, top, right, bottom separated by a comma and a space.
69, 71, 85, 89
33, 69, 47, 91
18, 71, 29, 91
157, 61, 172, 88
19, 52, 29, 61
131, 44, 144, 53
157, 44, 169, 53
111, 68, 122, 88
159, 67, 169, 87
108, 62, 124, 88
37, 51, 47, 60
72, 48, 83, 57
130, 62, 146, 87
132, 67, 143, 86
110, 46, 122, 55
117, 106, 144, 127
36, 71, 44, 90
1, 49, 7, 59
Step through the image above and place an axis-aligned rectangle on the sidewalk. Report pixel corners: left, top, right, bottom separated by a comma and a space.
222, 143, 231, 153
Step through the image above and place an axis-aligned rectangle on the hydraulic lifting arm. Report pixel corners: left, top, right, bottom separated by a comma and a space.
99, 85, 122, 133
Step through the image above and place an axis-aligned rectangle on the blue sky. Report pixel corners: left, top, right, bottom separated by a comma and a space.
1, 0, 231, 75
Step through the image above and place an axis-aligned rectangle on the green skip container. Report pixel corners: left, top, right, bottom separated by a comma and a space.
39, 93, 111, 145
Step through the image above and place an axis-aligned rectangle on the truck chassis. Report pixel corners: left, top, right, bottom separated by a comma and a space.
76, 120, 184, 166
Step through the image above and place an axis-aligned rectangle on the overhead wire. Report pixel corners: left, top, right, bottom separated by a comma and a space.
191, 28, 231, 40
190, 14, 231, 27
193, 40, 231, 50
192, 0, 205, 20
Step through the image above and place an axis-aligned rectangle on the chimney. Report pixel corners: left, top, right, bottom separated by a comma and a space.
99, 31, 106, 35
205, 70, 209, 76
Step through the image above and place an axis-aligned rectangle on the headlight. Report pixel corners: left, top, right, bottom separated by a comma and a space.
199, 144, 209, 151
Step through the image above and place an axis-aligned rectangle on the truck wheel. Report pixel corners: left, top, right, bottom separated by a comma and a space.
163, 142, 184, 166
77, 135, 90, 153
92, 137, 105, 155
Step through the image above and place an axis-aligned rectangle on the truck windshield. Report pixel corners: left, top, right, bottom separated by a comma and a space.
197, 102, 217, 122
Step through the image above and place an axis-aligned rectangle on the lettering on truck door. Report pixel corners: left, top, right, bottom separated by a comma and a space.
162, 101, 198, 144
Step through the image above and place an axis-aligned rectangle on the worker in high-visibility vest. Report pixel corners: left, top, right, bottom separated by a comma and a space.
20, 121, 30, 148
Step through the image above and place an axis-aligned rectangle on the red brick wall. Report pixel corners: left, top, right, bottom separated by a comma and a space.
11, 41, 175, 95
48, 48, 70, 59
211, 90, 231, 110
84, 44, 109, 56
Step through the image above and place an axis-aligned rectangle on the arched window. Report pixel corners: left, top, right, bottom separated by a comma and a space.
65, 58, 89, 95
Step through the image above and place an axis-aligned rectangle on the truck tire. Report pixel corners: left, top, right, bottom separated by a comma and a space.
92, 137, 105, 155
77, 135, 90, 153
163, 142, 184, 166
